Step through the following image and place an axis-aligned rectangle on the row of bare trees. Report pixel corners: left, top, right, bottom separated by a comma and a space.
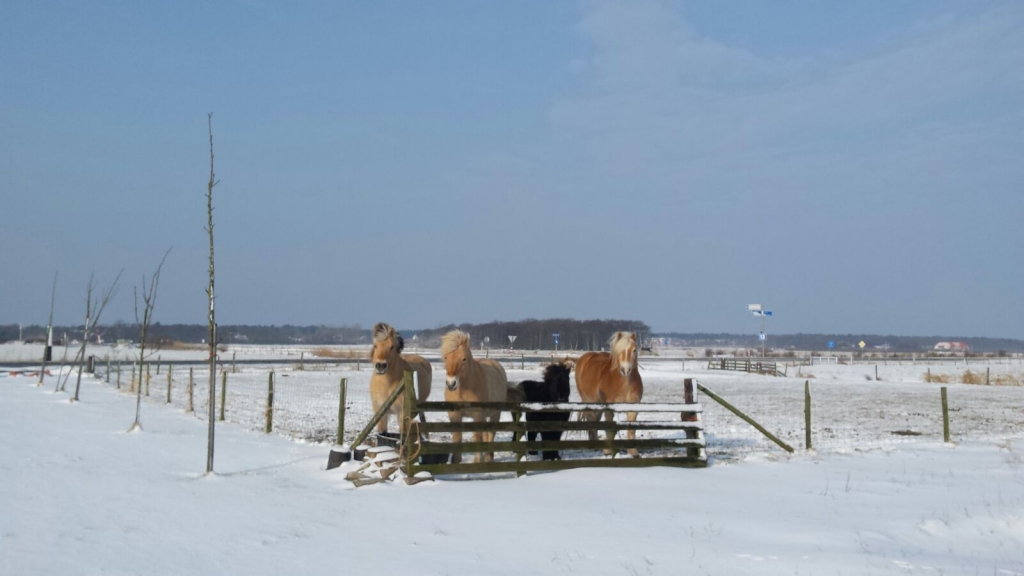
33, 115, 219, 476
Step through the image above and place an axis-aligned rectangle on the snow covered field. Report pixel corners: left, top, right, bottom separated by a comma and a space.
3, 342, 1022, 459
2, 367, 1023, 575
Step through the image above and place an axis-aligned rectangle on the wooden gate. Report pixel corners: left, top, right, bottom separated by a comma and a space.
399, 378, 706, 476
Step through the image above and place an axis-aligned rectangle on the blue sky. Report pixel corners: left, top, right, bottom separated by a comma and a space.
2, 1, 1022, 337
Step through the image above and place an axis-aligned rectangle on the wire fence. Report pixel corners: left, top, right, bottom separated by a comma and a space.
82, 357, 1024, 462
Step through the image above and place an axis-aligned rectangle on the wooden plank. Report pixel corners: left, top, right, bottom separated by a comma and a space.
410, 455, 707, 476
697, 383, 795, 454
941, 386, 950, 443
419, 437, 705, 455
416, 401, 703, 413
683, 378, 700, 459
418, 420, 704, 434
804, 380, 811, 450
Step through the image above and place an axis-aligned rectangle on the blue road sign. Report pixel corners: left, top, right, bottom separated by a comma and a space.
827, 340, 835, 349
764, 311, 773, 316
553, 333, 559, 345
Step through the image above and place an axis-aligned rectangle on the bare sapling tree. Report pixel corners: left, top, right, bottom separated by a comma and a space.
205, 113, 219, 474
70, 270, 123, 402
129, 249, 171, 433
55, 334, 72, 393
37, 272, 58, 387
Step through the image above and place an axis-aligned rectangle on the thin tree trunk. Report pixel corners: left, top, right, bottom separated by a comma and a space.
206, 113, 219, 475
37, 272, 57, 387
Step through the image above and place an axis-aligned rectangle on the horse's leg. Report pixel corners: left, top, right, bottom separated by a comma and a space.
603, 409, 615, 456
448, 411, 463, 465
371, 388, 388, 436
484, 412, 499, 463
473, 416, 486, 464
583, 410, 599, 443
626, 410, 639, 458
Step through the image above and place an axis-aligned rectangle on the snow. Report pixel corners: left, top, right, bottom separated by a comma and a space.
2, 367, 1024, 574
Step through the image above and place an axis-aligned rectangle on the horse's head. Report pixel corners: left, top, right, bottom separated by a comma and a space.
440, 330, 472, 391
610, 331, 638, 377
370, 323, 403, 375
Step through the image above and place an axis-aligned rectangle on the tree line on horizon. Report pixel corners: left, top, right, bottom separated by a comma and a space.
3, 323, 1021, 353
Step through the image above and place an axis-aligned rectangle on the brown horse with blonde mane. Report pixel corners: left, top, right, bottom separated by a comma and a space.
441, 330, 508, 464
369, 323, 432, 437
574, 331, 643, 457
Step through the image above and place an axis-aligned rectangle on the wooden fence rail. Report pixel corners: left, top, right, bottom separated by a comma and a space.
706, 358, 787, 377
401, 377, 707, 477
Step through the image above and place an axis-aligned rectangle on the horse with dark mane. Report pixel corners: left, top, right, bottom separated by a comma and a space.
369, 323, 432, 438
519, 363, 572, 460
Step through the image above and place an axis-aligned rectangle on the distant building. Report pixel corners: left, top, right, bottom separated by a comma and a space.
934, 341, 971, 353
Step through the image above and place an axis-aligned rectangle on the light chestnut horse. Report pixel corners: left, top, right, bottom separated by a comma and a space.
369, 323, 432, 437
574, 331, 643, 457
441, 330, 508, 464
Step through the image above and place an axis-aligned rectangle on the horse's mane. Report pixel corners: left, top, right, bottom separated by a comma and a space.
543, 363, 571, 382
440, 330, 471, 357
372, 323, 393, 343
372, 323, 404, 353
608, 331, 635, 356
543, 363, 572, 402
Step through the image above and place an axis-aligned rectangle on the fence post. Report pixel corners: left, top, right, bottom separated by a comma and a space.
300, 352, 304, 371
145, 364, 151, 396
875, 365, 878, 381
116, 362, 121, 389
521, 354, 524, 370
356, 356, 360, 371
219, 370, 227, 421
187, 367, 194, 413
157, 356, 161, 375
106, 357, 111, 383
166, 366, 172, 403
402, 370, 416, 475
804, 380, 812, 450
265, 371, 275, 434
87, 355, 95, 374
941, 386, 950, 443
130, 363, 136, 392
336, 377, 347, 444
986, 367, 990, 386
682, 378, 699, 459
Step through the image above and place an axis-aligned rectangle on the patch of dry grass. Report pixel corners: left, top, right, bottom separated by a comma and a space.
923, 371, 951, 383
311, 347, 368, 360
993, 373, 1022, 386
164, 341, 225, 352
960, 370, 986, 385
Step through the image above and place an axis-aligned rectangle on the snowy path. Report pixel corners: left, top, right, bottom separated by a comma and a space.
2, 374, 1023, 575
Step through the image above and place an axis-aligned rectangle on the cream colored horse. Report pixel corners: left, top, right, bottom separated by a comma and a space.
574, 331, 643, 457
441, 330, 507, 464
369, 323, 432, 437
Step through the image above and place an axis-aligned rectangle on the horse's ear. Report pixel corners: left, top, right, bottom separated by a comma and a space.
396, 335, 405, 353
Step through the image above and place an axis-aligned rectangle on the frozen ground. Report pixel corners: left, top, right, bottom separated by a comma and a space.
2, 369, 1024, 575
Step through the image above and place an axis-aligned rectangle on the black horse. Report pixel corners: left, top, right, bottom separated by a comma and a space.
520, 363, 572, 460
